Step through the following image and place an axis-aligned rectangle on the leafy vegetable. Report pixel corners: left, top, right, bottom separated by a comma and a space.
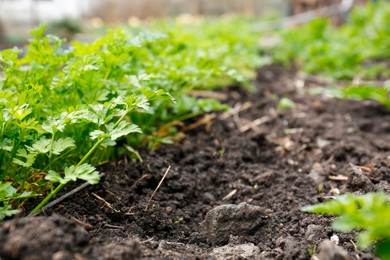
302, 191, 390, 258
0, 182, 32, 219
268, 2, 390, 111
0, 17, 263, 218
271, 2, 390, 80
342, 85, 390, 109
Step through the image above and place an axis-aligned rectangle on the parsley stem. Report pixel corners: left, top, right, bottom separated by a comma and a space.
28, 137, 106, 216
28, 183, 64, 216
76, 138, 105, 167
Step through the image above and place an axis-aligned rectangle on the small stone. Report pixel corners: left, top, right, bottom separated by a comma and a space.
305, 224, 324, 242
200, 202, 267, 246
211, 243, 260, 259
313, 239, 350, 260
100, 240, 141, 260
329, 187, 340, 196
52, 251, 73, 260
330, 234, 340, 245
350, 174, 374, 191
276, 236, 298, 252
316, 138, 331, 148
309, 162, 325, 184
202, 192, 215, 203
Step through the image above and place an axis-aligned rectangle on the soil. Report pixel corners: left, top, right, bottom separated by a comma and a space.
1, 64, 390, 260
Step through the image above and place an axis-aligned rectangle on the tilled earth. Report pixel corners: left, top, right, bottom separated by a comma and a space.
1, 65, 389, 259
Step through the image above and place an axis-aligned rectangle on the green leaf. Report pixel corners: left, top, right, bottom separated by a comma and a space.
125, 95, 150, 111
69, 109, 98, 124
30, 137, 75, 155
17, 118, 43, 133
375, 239, 390, 260
0, 138, 13, 152
332, 215, 361, 232
343, 85, 390, 109
127, 75, 143, 89
45, 164, 100, 185
64, 164, 100, 184
1, 14, 266, 220
100, 139, 116, 147
88, 104, 113, 126
30, 24, 46, 39
302, 191, 390, 250
107, 121, 142, 141
0, 182, 18, 199
140, 87, 176, 103
0, 182, 32, 200
0, 203, 20, 220
51, 137, 76, 155
45, 170, 64, 184
301, 193, 359, 215
7, 105, 32, 121
42, 113, 69, 134
90, 129, 107, 140
12, 148, 37, 168
31, 138, 51, 154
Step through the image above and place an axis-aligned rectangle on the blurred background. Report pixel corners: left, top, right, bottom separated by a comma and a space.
0, 0, 279, 43
0, 0, 366, 48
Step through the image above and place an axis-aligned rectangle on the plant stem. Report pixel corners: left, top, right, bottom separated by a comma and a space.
2, 137, 22, 181
28, 137, 106, 216
28, 110, 128, 216
28, 183, 64, 216
48, 132, 56, 163
76, 138, 105, 167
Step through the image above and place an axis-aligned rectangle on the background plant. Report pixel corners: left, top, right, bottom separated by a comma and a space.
270, 2, 390, 81
270, 3, 390, 259
302, 192, 390, 259
268, 2, 390, 110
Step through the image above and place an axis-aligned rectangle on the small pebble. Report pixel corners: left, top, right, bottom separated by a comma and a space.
330, 234, 339, 245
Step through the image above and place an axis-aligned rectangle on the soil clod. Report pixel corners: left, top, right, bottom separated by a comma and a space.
200, 202, 268, 246
313, 239, 350, 260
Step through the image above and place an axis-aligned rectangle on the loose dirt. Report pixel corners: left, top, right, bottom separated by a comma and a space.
1, 64, 389, 259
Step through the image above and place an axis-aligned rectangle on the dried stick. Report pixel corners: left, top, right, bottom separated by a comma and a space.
145, 165, 172, 211
92, 192, 119, 212
219, 102, 253, 120
239, 116, 270, 132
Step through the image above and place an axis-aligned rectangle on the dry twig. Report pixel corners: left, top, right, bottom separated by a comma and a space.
92, 192, 120, 213
145, 165, 172, 211
219, 101, 253, 120
239, 116, 270, 132
183, 114, 216, 132
104, 223, 125, 229
189, 90, 228, 100
69, 215, 92, 229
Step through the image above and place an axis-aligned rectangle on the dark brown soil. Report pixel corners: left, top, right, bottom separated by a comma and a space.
1, 64, 390, 260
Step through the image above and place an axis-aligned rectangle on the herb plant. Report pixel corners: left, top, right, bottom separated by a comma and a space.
268, 2, 390, 110
271, 2, 390, 80
302, 191, 390, 259
0, 17, 263, 219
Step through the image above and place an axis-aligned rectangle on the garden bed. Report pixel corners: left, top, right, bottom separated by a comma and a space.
1, 64, 389, 259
